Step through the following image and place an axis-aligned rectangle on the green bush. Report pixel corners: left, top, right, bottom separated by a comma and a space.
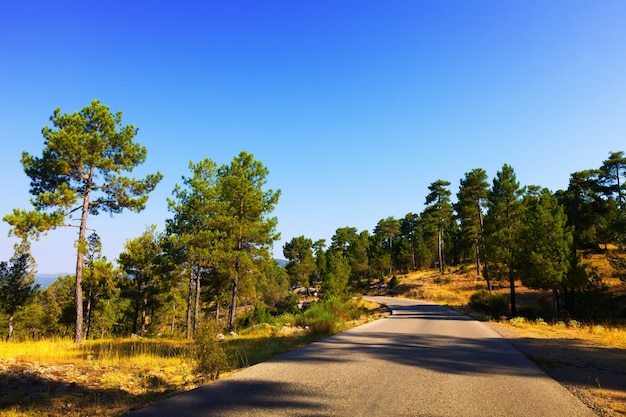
193, 319, 230, 381
388, 275, 400, 289
302, 298, 365, 335
469, 290, 509, 318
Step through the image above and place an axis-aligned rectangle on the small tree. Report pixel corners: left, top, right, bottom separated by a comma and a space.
3, 100, 162, 344
0, 240, 39, 341
118, 225, 164, 337
283, 236, 316, 288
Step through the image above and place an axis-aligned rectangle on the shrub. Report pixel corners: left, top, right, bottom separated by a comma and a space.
388, 275, 400, 289
509, 317, 526, 327
193, 319, 230, 381
303, 298, 366, 335
469, 290, 509, 318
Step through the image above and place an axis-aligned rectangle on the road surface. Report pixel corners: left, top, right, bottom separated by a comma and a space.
126, 297, 595, 416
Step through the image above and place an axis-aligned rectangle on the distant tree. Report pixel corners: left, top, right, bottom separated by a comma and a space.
374, 217, 400, 275
283, 236, 316, 288
484, 164, 525, 316
455, 169, 489, 280
349, 230, 370, 285
556, 169, 613, 250
600, 151, 626, 209
311, 239, 327, 286
518, 188, 573, 320
3, 100, 162, 344
118, 225, 164, 337
0, 239, 39, 341
329, 227, 358, 255
322, 249, 351, 300
422, 180, 454, 273
216, 152, 280, 332
399, 213, 421, 270
367, 233, 391, 280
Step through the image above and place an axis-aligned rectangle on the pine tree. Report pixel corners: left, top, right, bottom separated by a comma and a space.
216, 152, 280, 332
518, 188, 573, 320
422, 180, 453, 273
484, 164, 524, 316
3, 100, 162, 343
0, 239, 39, 341
455, 169, 489, 281
283, 236, 316, 288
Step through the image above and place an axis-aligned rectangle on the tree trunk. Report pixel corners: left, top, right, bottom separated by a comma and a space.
140, 294, 148, 337
84, 287, 93, 340
194, 267, 201, 332
6, 314, 14, 341
438, 228, 444, 273
228, 257, 240, 333
509, 276, 517, 317
474, 238, 481, 276
186, 269, 193, 339
171, 301, 176, 334
553, 288, 560, 321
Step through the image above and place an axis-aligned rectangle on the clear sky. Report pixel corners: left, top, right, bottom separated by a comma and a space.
1, 1, 625, 274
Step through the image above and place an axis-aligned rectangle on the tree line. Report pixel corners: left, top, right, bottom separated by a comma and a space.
1, 100, 625, 342
283, 153, 626, 321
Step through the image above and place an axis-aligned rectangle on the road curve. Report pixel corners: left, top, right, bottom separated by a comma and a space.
126, 297, 595, 417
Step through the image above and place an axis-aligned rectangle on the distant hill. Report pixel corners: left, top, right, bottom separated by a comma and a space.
35, 273, 71, 289
32, 261, 288, 289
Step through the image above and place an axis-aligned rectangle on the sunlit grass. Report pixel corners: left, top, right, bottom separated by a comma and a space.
0, 297, 385, 416
500, 316, 626, 349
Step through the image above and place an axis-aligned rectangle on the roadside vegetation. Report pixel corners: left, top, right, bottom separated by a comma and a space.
0, 297, 385, 416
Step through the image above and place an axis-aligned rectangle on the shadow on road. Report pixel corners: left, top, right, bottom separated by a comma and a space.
128, 379, 327, 416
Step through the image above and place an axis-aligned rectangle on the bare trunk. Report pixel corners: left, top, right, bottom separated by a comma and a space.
140, 294, 147, 337
438, 228, 444, 273
74, 181, 93, 344
194, 267, 201, 332
186, 269, 193, 339
509, 275, 517, 317
171, 301, 176, 334
6, 314, 14, 341
228, 258, 239, 333
84, 287, 93, 340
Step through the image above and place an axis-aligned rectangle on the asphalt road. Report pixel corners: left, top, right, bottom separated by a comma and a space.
126, 297, 596, 417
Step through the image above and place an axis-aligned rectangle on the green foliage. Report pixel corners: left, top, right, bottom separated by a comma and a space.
303, 298, 365, 335
193, 319, 230, 381
118, 225, 166, 337
3, 100, 162, 344
0, 240, 39, 340
422, 180, 454, 273
216, 151, 281, 332
321, 249, 351, 300
388, 275, 400, 289
518, 188, 573, 291
283, 236, 316, 287
469, 290, 509, 318
455, 168, 489, 276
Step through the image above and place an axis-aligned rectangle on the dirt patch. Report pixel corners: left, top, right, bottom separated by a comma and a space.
489, 323, 626, 417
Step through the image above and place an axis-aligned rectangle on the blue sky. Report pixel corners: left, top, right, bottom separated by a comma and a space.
1, 1, 625, 274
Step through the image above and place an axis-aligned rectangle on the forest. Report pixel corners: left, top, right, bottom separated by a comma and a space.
1, 100, 625, 343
